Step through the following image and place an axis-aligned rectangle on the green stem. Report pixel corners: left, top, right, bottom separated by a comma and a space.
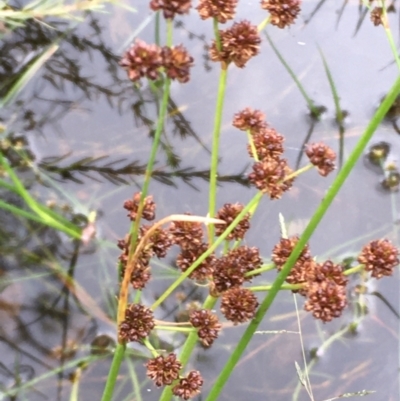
344, 264, 364, 275
208, 67, 228, 241
158, 295, 217, 401
204, 73, 400, 401
245, 263, 275, 276
381, 2, 400, 72
250, 283, 303, 292
101, 343, 126, 401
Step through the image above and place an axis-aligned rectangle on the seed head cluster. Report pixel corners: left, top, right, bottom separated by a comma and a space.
119, 303, 155, 343
209, 20, 261, 68
305, 142, 336, 177
172, 370, 204, 400
149, 0, 192, 19
123, 192, 156, 221
120, 40, 193, 83
189, 309, 222, 347
145, 353, 182, 387
261, 0, 302, 29
197, 0, 238, 23
220, 287, 259, 324
357, 239, 399, 278
233, 107, 267, 134
215, 203, 250, 240
370, 7, 383, 26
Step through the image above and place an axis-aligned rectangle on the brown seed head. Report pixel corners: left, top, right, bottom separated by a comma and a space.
150, 0, 192, 19
140, 225, 173, 258
172, 370, 203, 400
215, 203, 250, 240
123, 192, 156, 221
220, 287, 259, 324
119, 304, 155, 342
249, 127, 285, 161
212, 246, 262, 294
304, 280, 347, 323
370, 7, 383, 26
162, 45, 194, 83
146, 353, 182, 387
357, 239, 399, 279
120, 39, 163, 82
272, 236, 311, 267
169, 215, 204, 249
209, 21, 261, 68
232, 107, 267, 134
176, 243, 216, 281
261, 0, 301, 29
189, 309, 222, 347
248, 158, 294, 199
306, 260, 348, 287
197, 0, 238, 23
305, 142, 336, 177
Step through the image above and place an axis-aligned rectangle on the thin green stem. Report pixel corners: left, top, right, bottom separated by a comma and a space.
208, 67, 228, 241
250, 283, 303, 292
213, 18, 221, 51
205, 73, 400, 401
344, 264, 364, 275
381, 1, 400, 72
245, 263, 275, 276
101, 343, 126, 401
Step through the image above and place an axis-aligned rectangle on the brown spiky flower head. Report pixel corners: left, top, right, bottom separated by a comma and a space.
140, 225, 173, 258
232, 108, 267, 134
146, 353, 182, 387
120, 40, 163, 82
119, 304, 155, 343
248, 158, 294, 199
357, 239, 399, 279
123, 192, 156, 221
209, 20, 261, 68
189, 309, 222, 347
212, 246, 262, 294
150, 0, 192, 19
172, 370, 203, 400
215, 203, 250, 240
305, 142, 336, 177
162, 45, 194, 83
249, 127, 285, 161
261, 0, 301, 29
370, 7, 383, 26
304, 280, 347, 323
197, 0, 238, 23
220, 287, 259, 324
307, 260, 348, 287
176, 243, 216, 281
169, 215, 204, 249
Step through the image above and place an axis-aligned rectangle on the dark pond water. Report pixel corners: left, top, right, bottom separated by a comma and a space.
0, 1, 400, 400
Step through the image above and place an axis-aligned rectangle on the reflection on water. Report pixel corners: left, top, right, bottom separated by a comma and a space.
0, 1, 400, 400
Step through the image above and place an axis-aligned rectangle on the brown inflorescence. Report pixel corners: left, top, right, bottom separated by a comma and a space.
118, 234, 153, 289
140, 225, 174, 258
215, 203, 250, 240
119, 303, 155, 342
357, 239, 399, 278
150, 0, 192, 19
209, 20, 261, 68
197, 0, 238, 23
120, 39, 163, 82
176, 243, 216, 280
305, 142, 336, 177
370, 7, 383, 26
232, 107, 267, 134
249, 127, 285, 161
169, 215, 204, 249
189, 309, 222, 347
162, 45, 194, 83
261, 0, 301, 29
304, 280, 347, 323
220, 287, 259, 324
248, 158, 294, 199
212, 246, 262, 294
145, 353, 182, 387
307, 260, 348, 287
123, 192, 156, 221
272, 236, 313, 293
172, 370, 203, 400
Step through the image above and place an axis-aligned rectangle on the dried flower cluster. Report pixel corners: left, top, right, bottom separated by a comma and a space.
209, 20, 261, 68
357, 239, 399, 278
220, 287, 259, 324
172, 370, 204, 400
197, 0, 238, 23
305, 142, 336, 177
150, 0, 192, 19
119, 303, 155, 342
120, 40, 194, 83
261, 0, 301, 29
215, 203, 250, 240
370, 7, 383, 26
123, 192, 156, 221
189, 309, 222, 347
